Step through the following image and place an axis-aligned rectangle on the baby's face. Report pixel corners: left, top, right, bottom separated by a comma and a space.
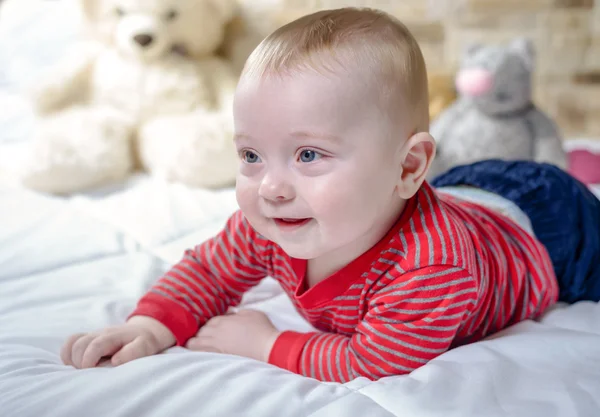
233, 69, 406, 261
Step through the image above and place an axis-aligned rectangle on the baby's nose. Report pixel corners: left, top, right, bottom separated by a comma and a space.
455, 68, 494, 97
133, 33, 154, 47
259, 174, 295, 202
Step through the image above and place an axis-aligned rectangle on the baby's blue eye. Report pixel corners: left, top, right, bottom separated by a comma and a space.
242, 150, 261, 163
299, 149, 320, 163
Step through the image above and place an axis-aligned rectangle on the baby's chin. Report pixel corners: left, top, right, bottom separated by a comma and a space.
250, 217, 332, 259
268, 235, 324, 260
270, 239, 321, 260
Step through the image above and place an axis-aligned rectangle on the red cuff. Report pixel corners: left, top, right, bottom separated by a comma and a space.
268, 331, 314, 374
128, 293, 198, 347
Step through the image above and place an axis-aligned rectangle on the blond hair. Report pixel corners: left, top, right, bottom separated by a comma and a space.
241, 7, 430, 133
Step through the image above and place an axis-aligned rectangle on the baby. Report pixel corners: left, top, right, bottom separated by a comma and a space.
61, 8, 600, 382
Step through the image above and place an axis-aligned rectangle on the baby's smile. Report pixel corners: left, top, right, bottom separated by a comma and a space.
272, 217, 314, 231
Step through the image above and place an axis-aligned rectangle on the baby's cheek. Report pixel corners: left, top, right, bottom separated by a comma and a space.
309, 178, 364, 219
238, 162, 262, 178
235, 178, 257, 210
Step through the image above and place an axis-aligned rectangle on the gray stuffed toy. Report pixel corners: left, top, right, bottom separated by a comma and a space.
428, 38, 567, 179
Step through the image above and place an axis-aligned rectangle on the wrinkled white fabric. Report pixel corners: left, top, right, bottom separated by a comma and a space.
0, 178, 599, 417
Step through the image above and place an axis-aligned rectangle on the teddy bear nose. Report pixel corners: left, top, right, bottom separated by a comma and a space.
133, 34, 154, 47
455, 68, 494, 97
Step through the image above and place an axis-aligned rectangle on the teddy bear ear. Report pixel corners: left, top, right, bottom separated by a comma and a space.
207, 0, 237, 22
79, 0, 99, 21
509, 37, 535, 70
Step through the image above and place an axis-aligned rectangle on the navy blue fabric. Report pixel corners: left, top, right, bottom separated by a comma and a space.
431, 159, 600, 303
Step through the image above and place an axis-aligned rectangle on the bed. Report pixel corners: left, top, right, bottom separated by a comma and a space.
1, 2, 600, 416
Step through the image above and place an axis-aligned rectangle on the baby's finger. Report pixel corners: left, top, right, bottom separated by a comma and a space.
80, 333, 130, 369
195, 323, 219, 340
201, 316, 227, 332
185, 336, 221, 353
71, 334, 97, 368
111, 337, 153, 366
203, 316, 223, 328
60, 333, 86, 366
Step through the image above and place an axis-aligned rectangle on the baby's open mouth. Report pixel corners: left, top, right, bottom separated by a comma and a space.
273, 218, 312, 227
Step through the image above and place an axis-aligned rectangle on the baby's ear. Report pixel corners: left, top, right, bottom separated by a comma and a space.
208, 0, 237, 22
509, 37, 535, 70
396, 132, 437, 200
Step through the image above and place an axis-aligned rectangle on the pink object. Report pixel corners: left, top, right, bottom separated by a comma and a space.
565, 139, 600, 185
455, 68, 494, 96
568, 150, 600, 185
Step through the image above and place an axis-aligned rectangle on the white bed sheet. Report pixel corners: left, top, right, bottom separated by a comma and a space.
1, 1, 600, 416
1, 177, 600, 417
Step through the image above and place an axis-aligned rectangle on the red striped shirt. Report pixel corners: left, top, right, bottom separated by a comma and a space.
131, 182, 559, 382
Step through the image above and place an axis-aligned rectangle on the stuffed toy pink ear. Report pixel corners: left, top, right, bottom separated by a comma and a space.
565, 140, 600, 185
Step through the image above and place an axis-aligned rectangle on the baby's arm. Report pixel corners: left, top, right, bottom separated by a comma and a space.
268, 265, 476, 382
62, 211, 269, 367
129, 210, 269, 346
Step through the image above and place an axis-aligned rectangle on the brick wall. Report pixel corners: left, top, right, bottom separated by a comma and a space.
238, 0, 600, 139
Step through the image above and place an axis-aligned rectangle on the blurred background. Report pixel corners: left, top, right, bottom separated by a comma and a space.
269, 0, 600, 139
0, 0, 598, 188
2, 0, 598, 136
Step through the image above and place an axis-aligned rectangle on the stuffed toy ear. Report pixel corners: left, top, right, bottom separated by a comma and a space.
509, 37, 535, 70
463, 42, 483, 60
79, 0, 99, 21
208, 0, 237, 22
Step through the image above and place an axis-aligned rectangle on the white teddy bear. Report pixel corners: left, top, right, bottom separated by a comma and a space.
18, 0, 240, 194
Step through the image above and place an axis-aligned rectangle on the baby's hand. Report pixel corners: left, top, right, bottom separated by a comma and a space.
186, 309, 280, 363
60, 316, 176, 369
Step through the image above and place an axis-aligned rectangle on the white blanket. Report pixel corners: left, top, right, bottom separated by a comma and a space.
1, 2, 600, 416
1, 176, 600, 417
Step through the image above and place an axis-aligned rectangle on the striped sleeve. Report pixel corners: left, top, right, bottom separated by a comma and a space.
268, 265, 477, 382
129, 210, 269, 346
